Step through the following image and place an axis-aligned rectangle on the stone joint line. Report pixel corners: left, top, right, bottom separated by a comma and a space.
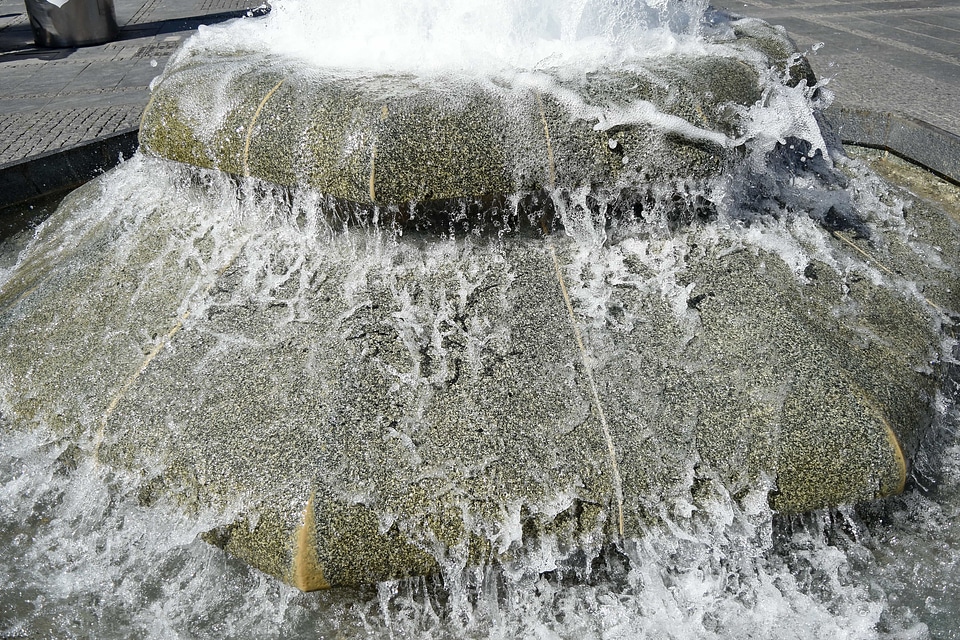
851, 382, 908, 495
94, 243, 247, 460
832, 230, 943, 314
243, 78, 286, 177
369, 105, 389, 202
549, 244, 626, 538
536, 92, 557, 190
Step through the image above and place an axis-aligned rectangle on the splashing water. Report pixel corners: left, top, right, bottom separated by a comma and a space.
190, 0, 713, 73
3, 0, 960, 638
2, 150, 958, 639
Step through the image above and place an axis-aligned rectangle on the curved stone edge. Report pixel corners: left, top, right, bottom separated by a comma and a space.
135, 49, 771, 208
823, 104, 960, 187
3, 107, 956, 214
0, 127, 138, 211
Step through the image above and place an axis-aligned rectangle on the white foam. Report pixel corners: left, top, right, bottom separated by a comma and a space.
183, 0, 713, 75
736, 74, 831, 168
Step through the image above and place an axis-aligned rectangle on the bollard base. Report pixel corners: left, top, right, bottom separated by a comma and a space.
24, 0, 119, 48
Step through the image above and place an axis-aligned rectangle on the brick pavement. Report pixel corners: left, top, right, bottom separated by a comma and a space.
710, 0, 960, 137
0, 0, 260, 166
0, 0, 958, 172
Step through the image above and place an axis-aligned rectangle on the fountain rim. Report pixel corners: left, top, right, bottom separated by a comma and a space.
0, 106, 958, 215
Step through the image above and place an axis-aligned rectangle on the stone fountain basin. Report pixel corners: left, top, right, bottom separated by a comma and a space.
2, 16, 957, 591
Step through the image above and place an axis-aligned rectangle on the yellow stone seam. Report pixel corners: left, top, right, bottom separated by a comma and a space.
369, 144, 377, 202
94, 314, 187, 460
831, 230, 897, 277
369, 105, 389, 203
832, 230, 943, 313
1, 283, 41, 315
94, 247, 245, 460
243, 79, 286, 177
289, 491, 330, 591
536, 92, 557, 189
883, 418, 908, 495
139, 88, 160, 133
852, 383, 908, 496
549, 245, 626, 537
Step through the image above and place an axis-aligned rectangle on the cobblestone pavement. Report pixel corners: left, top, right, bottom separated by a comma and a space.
711, 0, 960, 136
0, 0, 261, 166
1, 0, 958, 169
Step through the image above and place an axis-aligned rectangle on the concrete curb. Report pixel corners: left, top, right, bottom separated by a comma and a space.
0, 127, 139, 210
824, 105, 960, 187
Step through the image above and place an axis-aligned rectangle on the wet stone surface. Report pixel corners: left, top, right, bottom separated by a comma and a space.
1, 148, 957, 587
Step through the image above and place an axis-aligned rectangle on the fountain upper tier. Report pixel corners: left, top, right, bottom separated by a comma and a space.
140, 10, 820, 219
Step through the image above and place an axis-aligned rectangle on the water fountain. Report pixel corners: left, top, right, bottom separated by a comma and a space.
2, 0, 960, 637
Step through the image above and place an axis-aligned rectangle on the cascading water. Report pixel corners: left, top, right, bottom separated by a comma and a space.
2, 0, 960, 638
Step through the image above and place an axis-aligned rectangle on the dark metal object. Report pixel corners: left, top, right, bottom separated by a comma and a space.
23, 0, 119, 48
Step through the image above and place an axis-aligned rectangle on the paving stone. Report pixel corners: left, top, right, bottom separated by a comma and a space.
0, 0, 262, 170
711, 0, 960, 136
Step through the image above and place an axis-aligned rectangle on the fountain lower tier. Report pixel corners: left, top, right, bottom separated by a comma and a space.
2, 156, 957, 589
